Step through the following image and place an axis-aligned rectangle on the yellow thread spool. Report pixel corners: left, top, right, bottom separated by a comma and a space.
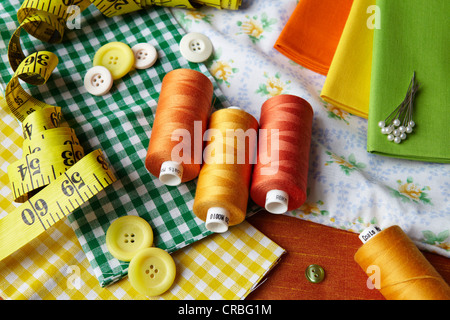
355, 225, 450, 300
193, 107, 258, 233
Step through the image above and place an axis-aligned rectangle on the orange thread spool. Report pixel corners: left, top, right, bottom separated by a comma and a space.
250, 94, 313, 214
193, 107, 259, 233
145, 68, 213, 185
355, 225, 450, 300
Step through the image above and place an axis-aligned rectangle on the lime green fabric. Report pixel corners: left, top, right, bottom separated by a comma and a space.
367, 0, 450, 163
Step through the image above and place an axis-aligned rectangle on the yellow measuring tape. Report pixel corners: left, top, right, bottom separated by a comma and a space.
1, 1, 109, 261
0, 48, 116, 261
7, 0, 242, 74
93, 0, 243, 17
0, 148, 115, 261
8, 108, 86, 203
0, 0, 241, 260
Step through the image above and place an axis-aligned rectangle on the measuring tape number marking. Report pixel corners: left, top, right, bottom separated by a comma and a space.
0, 149, 116, 261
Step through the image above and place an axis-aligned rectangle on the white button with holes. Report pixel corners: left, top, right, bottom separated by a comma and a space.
84, 66, 113, 96
179, 32, 213, 63
131, 43, 158, 69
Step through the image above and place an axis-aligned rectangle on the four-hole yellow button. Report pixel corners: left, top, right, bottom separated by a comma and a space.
93, 42, 135, 80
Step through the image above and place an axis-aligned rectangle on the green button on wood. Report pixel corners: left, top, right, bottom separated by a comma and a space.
305, 264, 325, 283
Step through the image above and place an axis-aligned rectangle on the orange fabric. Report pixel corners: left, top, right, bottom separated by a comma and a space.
274, 0, 354, 75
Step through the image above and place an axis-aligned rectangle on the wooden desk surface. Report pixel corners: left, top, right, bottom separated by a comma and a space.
246, 211, 450, 300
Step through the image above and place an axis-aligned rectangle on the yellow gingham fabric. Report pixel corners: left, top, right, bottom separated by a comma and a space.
0, 216, 284, 300
0, 107, 285, 300
0, 96, 22, 221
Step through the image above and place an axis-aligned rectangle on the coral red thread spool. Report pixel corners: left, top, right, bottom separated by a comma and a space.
250, 94, 313, 214
145, 68, 213, 185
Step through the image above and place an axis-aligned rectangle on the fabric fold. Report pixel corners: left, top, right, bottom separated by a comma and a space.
320, 0, 374, 119
367, 0, 450, 163
274, 0, 354, 75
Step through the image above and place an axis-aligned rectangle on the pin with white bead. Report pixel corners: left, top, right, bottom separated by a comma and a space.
378, 72, 419, 144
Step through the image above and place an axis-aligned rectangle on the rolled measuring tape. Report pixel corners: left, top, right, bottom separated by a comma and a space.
8, 0, 242, 74
1, 96, 116, 262
7, 0, 242, 73
1, 22, 116, 262
8, 0, 91, 73
0, 102, 116, 261
0, 146, 116, 262
7, 107, 86, 203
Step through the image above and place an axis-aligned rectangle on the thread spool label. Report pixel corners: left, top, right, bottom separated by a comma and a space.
266, 191, 288, 203
159, 161, 183, 186
359, 225, 382, 244
208, 211, 230, 225
205, 207, 230, 233
160, 164, 182, 177
265, 189, 289, 214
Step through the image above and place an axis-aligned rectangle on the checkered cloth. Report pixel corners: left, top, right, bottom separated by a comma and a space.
0, 195, 284, 299
1, 78, 285, 300
0, 1, 244, 287
0, 207, 284, 300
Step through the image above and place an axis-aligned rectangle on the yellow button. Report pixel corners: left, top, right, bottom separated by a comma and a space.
106, 215, 153, 262
128, 247, 176, 297
93, 42, 135, 80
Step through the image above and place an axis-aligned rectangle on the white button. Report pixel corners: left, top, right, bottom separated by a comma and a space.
131, 43, 158, 69
84, 66, 113, 96
179, 32, 213, 63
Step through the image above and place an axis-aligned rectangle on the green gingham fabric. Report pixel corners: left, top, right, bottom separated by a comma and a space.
0, 1, 232, 286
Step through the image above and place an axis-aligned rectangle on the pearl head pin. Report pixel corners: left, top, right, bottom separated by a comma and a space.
378, 72, 419, 144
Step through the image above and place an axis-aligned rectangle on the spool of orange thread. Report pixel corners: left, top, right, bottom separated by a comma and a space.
145, 68, 213, 186
355, 225, 450, 300
250, 94, 313, 214
193, 107, 259, 233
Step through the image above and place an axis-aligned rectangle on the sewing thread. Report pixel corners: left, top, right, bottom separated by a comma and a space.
250, 94, 313, 214
354, 225, 450, 300
193, 107, 259, 232
145, 68, 213, 186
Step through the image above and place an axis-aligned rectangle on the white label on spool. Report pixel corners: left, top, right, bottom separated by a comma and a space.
359, 225, 382, 244
265, 189, 289, 214
159, 161, 183, 186
205, 207, 230, 233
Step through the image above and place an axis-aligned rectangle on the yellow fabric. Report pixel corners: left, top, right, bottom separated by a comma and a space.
0, 96, 23, 217
320, 0, 375, 119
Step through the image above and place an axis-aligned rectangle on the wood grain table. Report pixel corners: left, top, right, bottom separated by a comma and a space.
246, 211, 450, 300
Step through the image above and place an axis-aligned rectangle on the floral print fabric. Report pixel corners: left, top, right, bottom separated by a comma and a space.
171, 0, 450, 257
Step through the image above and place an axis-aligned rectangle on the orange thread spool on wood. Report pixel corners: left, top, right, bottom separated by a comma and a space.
193, 107, 259, 233
145, 68, 213, 186
250, 94, 313, 214
355, 225, 450, 300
